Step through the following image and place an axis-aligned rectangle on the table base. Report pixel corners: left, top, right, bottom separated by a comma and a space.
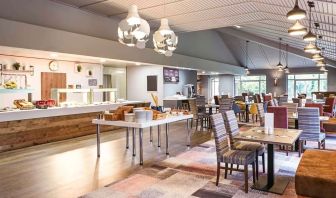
252, 175, 290, 195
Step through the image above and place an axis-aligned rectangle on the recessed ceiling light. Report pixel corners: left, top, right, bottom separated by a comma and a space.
234, 25, 241, 29
50, 53, 58, 59
116, 70, 125, 74
100, 58, 106, 63
202, 71, 206, 74
135, 62, 141, 65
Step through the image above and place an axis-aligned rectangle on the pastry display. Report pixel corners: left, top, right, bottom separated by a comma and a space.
4, 81, 17, 89
13, 99, 35, 110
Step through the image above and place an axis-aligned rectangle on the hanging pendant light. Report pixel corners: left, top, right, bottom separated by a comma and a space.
288, 20, 307, 36
118, 5, 150, 49
320, 66, 328, 72
277, 38, 284, 70
304, 42, 318, 54
312, 53, 324, 61
153, 18, 178, 56
244, 40, 250, 75
284, 44, 290, 73
316, 60, 326, 67
303, 1, 316, 42
287, 0, 307, 20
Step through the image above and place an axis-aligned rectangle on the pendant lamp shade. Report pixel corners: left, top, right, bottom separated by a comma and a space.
303, 31, 316, 42
304, 42, 318, 54
312, 53, 324, 61
118, 5, 150, 48
287, 0, 306, 20
153, 18, 178, 56
288, 20, 307, 36
316, 60, 326, 67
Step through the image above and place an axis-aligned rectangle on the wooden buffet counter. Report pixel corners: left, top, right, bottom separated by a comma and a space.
0, 101, 148, 152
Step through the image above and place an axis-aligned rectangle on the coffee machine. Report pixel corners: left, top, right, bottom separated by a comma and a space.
183, 84, 195, 98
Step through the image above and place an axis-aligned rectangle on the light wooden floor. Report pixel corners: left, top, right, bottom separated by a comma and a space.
0, 121, 212, 198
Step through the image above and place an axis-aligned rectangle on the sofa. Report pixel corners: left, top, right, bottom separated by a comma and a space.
295, 149, 336, 198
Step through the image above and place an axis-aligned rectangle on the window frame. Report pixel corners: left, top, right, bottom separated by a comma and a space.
234, 75, 267, 96
286, 73, 327, 98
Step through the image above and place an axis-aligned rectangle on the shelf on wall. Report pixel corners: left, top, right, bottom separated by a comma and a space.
1, 69, 32, 74
0, 88, 34, 94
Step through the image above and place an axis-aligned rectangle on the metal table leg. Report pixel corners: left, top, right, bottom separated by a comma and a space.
132, 128, 136, 157
158, 125, 161, 147
126, 127, 129, 149
150, 126, 153, 143
96, 114, 102, 157
96, 123, 101, 157
187, 119, 191, 147
139, 128, 144, 165
165, 123, 169, 155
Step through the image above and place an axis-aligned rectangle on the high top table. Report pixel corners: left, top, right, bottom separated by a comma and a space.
234, 127, 302, 194
92, 114, 193, 165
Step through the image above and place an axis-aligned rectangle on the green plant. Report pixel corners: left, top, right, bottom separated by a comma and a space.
12, 62, 21, 70
76, 65, 82, 72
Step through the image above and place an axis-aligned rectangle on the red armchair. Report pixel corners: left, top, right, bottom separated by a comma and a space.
267, 106, 288, 129
305, 103, 325, 132
263, 95, 272, 102
324, 97, 336, 117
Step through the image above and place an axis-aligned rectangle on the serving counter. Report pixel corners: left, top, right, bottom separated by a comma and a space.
0, 101, 149, 152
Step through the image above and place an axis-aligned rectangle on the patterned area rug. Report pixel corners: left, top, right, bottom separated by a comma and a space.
81, 136, 336, 198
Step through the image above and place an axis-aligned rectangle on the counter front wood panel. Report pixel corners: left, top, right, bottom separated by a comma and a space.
0, 102, 150, 152
0, 112, 117, 152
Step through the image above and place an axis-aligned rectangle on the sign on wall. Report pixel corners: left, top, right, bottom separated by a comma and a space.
163, 67, 179, 83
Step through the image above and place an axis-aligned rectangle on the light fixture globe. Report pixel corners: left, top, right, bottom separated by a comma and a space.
118, 5, 150, 48
287, 0, 306, 20
312, 53, 324, 61
153, 18, 178, 56
303, 30, 316, 42
288, 21, 307, 36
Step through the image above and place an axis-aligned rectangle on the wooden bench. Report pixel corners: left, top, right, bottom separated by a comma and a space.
295, 149, 336, 198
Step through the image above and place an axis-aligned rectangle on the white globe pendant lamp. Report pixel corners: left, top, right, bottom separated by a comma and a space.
118, 5, 150, 49
153, 18, 178, 56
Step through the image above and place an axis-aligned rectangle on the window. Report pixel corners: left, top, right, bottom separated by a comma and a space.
210, 77, 219, 99
287, 73, 327, 99
234, 75, 266, 96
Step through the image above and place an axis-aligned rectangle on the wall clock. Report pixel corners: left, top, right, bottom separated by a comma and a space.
49, 60, 59, 71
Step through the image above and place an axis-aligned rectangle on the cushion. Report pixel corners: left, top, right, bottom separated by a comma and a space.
323, 118, 336, 133
295, 149, 336, 198
222, 149, 255, 165
234, 141, 265, 155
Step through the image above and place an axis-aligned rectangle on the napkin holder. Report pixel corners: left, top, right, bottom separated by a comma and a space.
264, 113, 274, 134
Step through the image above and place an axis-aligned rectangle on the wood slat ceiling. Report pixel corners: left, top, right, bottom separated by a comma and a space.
53, 0, 336, 62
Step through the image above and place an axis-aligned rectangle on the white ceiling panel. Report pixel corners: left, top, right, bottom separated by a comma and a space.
53, 0, 336, 62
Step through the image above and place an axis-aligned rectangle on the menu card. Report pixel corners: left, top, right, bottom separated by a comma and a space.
264, 113, 274, 134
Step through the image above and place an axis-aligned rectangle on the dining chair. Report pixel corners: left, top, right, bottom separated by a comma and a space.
221, 95, 229, 99
256, 103, 265, 126
249, 103, 258, 123
267, 106, 292, 155
292, 98, 304, 107
195, 95, 210, 128
188, 98, 209, 131
324, 97, 336, 117
223, 110, 265, 180
297, 107, 326, 157
305, 103, 326, 132
218, 98, 233, 114
213, 95, 220, 113
263, 95, 272, 102
281, 102, 298, 129
278, 96, 288, 106
210, 113, 256, 193
232, 102, 245, 121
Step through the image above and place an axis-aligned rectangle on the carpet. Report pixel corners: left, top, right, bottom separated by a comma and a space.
80, 136, 336, 198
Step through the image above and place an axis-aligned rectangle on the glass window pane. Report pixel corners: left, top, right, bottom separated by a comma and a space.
288, 75, 294, 79
294, 74, 319, 80
320, 80, 327, 91
295, 80, 318, 98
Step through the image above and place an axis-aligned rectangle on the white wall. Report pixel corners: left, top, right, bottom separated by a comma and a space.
0, 55, 103, 108
126, 65, 164, 106
163, 69, 197, 97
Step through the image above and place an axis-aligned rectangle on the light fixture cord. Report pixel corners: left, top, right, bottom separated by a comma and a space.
279, 38, 282, 64
309, 2, 312, 31
286, 44, 289, 66
246, 40, 249, 68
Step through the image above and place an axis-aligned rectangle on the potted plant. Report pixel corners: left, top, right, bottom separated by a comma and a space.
12, 62, 21, 70
76, 64, 82, 72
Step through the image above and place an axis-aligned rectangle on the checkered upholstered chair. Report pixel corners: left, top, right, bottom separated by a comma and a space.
223, 110, 265, 180
256, 103, 265, 127
218, 98, 234, 114
210, 113, 255, 193
298, 107, 326, 156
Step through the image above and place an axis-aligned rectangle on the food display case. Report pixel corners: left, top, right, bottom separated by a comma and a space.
51, 88, 118, 106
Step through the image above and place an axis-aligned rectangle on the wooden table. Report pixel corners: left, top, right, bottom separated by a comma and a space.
92, 114, 193, 165
234, 127, 302, 194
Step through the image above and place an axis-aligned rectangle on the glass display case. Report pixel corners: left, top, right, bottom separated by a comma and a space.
51, 88, 118, 107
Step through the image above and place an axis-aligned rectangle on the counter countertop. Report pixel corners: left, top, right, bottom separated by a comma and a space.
0, 101, 143, 122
